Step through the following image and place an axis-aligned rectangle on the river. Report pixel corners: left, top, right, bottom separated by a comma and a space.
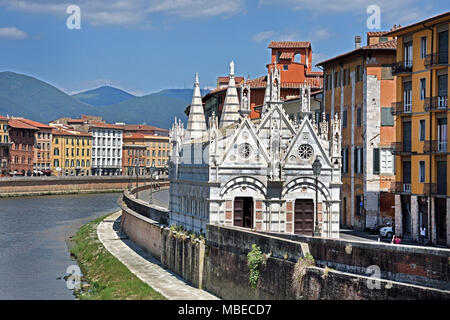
0, 192, 121, 300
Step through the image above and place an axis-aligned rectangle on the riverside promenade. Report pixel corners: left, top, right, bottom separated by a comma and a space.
97, 209, 219, 300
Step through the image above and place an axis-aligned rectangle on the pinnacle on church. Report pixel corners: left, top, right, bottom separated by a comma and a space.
219, 61, 241, 128
185, 72, 207, 140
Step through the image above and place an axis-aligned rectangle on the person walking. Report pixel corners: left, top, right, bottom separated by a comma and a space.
420, 225, 426, 245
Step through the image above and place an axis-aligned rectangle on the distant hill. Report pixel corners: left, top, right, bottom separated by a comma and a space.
0, 72, 212, 130
72, 86, 135, 107
0, 71, 96, 122
154, 88, 210, 104
97, 94, 192, 130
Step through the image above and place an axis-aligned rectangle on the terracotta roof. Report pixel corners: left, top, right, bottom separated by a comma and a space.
123, 133, 146, 140
317, 39, 397, 66
17, 118, 52, 129
67, 119, 86, 123
384, 11, 450, 37
8, 119, 39, 130
268, 41, 311, 49
117, 124, 168, 132
367, 31, 390, 37
218, 76, 245, 83
306, 71, 323, 76
88, 121, 124, 130
0, 115, 7, 120
279, 52, 294, 60
52, 128, 92, 137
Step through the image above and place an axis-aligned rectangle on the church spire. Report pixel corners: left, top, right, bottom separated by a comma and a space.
219, 61, 240, 128
185, 72, 207, 140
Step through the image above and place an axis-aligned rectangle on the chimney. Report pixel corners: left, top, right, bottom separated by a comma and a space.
355, 36, 361, 49
391, 24, 401, 31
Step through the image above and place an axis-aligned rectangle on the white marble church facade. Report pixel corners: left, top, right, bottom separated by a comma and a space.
169, 62, 342, 238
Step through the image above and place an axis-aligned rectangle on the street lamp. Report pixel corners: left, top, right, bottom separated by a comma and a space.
312, 157, 322, 237
149, 165, 155, 204
135, 164, 139, 199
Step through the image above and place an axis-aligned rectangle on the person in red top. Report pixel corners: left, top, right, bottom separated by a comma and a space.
391, 235, 402, 244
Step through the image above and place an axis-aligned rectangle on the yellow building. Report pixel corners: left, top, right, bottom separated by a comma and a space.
144, 135, 171, 175
0, 115, 10, 175
52, 128, 92, 176
385, 11, 449, 246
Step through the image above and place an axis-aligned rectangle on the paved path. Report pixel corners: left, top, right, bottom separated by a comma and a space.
97, 211, 219, 300
135, 188, 169, 209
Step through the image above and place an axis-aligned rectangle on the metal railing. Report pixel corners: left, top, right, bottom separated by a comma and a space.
424, 140, 448, 153
424, 52, 449, 68
391, 101, 413, 115
393, 182, 412, 194
391, 60, 413, 75
424, 95, 448, 111
391, 142, 412, 154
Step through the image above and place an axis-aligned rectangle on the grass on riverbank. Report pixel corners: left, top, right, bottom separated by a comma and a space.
70, 213, 166, 300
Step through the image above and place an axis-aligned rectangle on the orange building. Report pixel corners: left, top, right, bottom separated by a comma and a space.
8, 119, 38, 176
122, 133, 146, 176
200, 41, 323, 122
18, 118, 53, 175
317, 31, 397, 230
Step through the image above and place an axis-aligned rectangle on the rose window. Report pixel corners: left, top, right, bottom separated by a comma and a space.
238, 143, 252, 159
298, 144, 313, 160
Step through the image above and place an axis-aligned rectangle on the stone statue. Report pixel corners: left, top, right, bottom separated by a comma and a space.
195, 72, 199, 84
230, 61, 235, 75
242, 92, 249, 111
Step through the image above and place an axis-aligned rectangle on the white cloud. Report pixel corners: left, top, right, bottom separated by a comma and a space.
251, 30, 277, 43
0, 27, 28, 39
0, 0, 246, 27
307, 28, 331, 41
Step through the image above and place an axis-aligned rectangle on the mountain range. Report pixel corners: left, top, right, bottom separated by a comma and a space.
0, 71, 210, 130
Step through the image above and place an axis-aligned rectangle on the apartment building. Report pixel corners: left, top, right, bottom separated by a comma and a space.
122, 133, 147, 176
145, 135, 170, 175
51, 128, 92, 176
317, 31, 397, 231
385, 12, 449, 246
8, 119, 38, 176
18, 118, 53, 175
89, 122, 123, 176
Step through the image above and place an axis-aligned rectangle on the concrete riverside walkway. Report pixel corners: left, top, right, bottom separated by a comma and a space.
97, 211, 220, 300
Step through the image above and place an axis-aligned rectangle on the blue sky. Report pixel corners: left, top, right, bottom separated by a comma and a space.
0, 0, 448, 96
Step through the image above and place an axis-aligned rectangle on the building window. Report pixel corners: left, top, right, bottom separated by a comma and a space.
373, 148, 380, 175
342, 109, 347, 128
420, 78, 426, 100
420, 36, 427, 59
356, 65, 363, 82
283, 65, 288, 71
419, 119, 426, 141
356, 108, 362, 127
354, 147, 363, 174
381, 107, 394, 126
419, 161, 425, 183
341, 147, 348, 174
404, 41, 413, 67
380, 149, 394, 174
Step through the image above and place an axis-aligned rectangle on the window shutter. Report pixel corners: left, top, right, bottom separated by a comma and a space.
354, 147, 358, 173
373, 148, 380, 174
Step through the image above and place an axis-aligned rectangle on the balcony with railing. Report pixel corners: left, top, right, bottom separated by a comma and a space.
393, 181, 412, 194
424, 140, 448, 153
391, 60, 413, 75
424, 52, 449, 69
391, 101, 412, 115
424, 96, 448, 111
392, 142, 412, 155
423, 183, 437, 194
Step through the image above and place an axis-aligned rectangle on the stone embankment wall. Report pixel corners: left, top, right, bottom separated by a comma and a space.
119, 187, 450, 300
0, 176, 166, 197
256, 231, 450, 290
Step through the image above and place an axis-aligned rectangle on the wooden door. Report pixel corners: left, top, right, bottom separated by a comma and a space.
294, 199, 314, 236
233, 198, 244, 227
